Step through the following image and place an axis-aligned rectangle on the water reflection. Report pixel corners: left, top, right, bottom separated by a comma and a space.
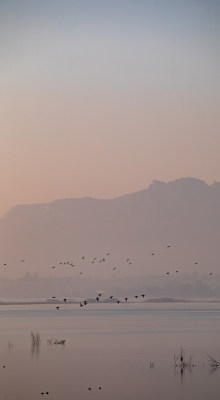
31, 342, 41, 356
30, 331, 41, 356
173, 347, 194, 381
0, 303, 219, 400
174, 362, 193, 381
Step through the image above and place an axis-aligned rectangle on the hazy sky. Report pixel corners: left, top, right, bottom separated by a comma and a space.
1, 0, 220, 217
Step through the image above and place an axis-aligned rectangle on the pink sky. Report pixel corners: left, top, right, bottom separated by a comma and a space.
1, 0, 219, 217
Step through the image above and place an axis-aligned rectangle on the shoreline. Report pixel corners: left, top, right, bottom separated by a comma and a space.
0, 297, 220, 306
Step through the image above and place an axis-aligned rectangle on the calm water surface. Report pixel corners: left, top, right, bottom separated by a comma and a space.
0, 301, 219, 400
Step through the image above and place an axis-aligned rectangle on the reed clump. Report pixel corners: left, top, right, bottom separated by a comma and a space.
208, 355, 220, 370
174, 347, 194, 371
30, 331, 41, 346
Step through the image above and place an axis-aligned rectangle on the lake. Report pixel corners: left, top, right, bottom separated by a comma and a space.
0, 301, 219, 399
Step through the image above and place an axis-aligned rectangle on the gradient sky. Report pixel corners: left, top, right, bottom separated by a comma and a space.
1, 0, 220, 217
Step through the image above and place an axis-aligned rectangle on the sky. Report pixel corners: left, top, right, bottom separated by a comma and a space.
1, 0, 220, 217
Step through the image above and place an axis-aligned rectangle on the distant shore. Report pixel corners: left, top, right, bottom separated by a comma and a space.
0, 297, 219, 306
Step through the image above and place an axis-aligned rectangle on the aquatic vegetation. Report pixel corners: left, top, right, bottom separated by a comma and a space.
53, 339, 66, 345
174, 347, 194, 374
208, 355, 220, 370
30, 331, 41, 346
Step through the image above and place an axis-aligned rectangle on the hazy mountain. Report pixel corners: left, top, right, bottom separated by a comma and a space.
0, 178, 219, 280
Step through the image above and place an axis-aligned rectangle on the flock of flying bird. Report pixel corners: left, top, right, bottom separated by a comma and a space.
1, 245, 214, 310
47, 245, 214, 309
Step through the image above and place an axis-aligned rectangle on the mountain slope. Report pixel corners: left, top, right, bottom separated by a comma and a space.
0, 178, 219, 278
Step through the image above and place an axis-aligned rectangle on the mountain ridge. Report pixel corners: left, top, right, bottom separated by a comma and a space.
2, 177, 219, 219
0, 177, 219, 278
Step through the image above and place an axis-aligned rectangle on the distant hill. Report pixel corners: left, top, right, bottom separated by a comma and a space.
0, 178, 219, 278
